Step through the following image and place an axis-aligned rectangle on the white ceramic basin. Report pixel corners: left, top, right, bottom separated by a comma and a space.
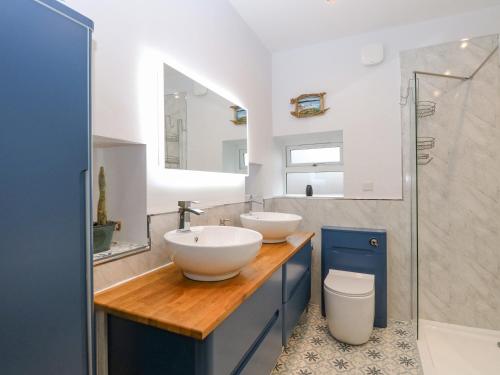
240, 212, 302, 243
163, 226, 262, 281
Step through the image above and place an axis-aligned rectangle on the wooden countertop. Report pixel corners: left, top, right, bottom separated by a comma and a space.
94, 232, 314, 340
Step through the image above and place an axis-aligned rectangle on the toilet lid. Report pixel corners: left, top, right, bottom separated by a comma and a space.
324, 269, 374, 297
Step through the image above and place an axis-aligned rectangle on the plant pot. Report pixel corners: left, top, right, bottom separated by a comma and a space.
93, 221, 116, 254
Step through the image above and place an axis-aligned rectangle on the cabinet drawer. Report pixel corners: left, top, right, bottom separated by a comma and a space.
212, 268, 282, 375
283, 241, 312, 303
282, 269, 311, 345
238, 309, 282, 375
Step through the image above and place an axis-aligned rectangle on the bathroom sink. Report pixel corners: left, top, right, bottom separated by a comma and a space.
164, 226, 262, 281
240, 212, 302, 243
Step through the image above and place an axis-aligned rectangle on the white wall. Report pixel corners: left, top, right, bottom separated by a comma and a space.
92, 142, 148, 245
65, 0, 273, 213
272, 5, 500, 199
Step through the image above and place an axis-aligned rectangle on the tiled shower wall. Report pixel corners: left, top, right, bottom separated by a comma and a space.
401, 35, 500, 329
93, 202, 250, 291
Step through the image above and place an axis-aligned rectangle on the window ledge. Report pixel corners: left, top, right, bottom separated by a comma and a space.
280, 194, 344, 199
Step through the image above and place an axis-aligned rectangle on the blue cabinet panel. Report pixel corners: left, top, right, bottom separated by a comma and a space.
239, 309, 282, 375
0, 1, 93, 374
283, 242, 312, 303
212, 268, 282, 375
108, 315, 208, 375
283, 270, 311, 345
321, 227, 387, 327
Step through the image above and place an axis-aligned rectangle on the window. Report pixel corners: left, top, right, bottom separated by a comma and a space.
289, 146, 341, 165
285, 142, 344, 196
286, 172, 344, 195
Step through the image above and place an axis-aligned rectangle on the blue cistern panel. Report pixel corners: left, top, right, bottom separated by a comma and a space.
321, 227, 387, 328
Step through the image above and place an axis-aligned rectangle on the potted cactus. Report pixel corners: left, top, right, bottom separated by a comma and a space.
93, 166, 117, 253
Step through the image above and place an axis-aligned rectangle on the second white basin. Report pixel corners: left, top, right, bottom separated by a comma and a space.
240, 212, 302, 243
164, 225, 262, 281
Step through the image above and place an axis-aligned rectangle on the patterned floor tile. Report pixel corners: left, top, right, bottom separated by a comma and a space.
272, 305, 421, 375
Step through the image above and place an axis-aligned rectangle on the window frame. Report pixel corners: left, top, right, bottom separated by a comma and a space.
284, 142, 344, 196
238, 148, 248, 170
286, 142, 343, 167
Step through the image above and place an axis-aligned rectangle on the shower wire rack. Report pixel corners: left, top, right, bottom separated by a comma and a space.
417, 101, 437, 118
417, 153, 433, 165
417, 137, 435, 151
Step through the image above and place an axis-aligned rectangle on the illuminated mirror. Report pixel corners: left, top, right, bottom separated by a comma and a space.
161, 63, 248, 174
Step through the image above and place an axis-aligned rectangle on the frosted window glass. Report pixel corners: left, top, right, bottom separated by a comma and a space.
290, 147, 340, 164
286, 172, 344, 196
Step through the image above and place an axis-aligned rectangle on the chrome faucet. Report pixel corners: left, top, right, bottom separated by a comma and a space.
219, 218, 232, 226
178, 201, 204, 231
248, 194, 264, 213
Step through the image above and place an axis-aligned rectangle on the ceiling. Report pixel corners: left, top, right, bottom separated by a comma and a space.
229, 0, 500, 51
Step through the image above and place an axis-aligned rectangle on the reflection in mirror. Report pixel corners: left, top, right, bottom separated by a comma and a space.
162, 64, 248, 174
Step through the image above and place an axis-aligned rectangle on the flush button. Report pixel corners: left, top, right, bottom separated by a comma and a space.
369, 238, 379, 247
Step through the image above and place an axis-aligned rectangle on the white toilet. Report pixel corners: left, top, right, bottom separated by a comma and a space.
324, 269, 375, 345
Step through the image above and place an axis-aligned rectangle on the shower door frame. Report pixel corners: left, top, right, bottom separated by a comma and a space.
410, 42, 499, 340
410, 73, 420, 338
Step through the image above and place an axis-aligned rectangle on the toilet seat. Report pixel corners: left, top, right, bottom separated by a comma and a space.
324, 269, 374, 297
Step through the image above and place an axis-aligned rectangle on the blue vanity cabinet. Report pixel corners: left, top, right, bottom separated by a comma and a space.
108, 268, 282, 375
282, 242, 313, 345
106, 241, 313, 374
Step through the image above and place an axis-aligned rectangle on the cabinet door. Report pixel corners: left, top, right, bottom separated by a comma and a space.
0, 1, 93, 374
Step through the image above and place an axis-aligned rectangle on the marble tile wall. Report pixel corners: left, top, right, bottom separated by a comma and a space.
93, 202, 250, 291
401, 35, 500, 329
266, 197, 412, 321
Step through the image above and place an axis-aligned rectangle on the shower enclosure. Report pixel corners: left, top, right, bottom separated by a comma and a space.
403, 35, 500, 375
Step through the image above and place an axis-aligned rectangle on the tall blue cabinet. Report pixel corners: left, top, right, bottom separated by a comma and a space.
0, 1, 94, 374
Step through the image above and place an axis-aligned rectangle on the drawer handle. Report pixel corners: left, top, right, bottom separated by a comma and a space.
369, 238, 379, 247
